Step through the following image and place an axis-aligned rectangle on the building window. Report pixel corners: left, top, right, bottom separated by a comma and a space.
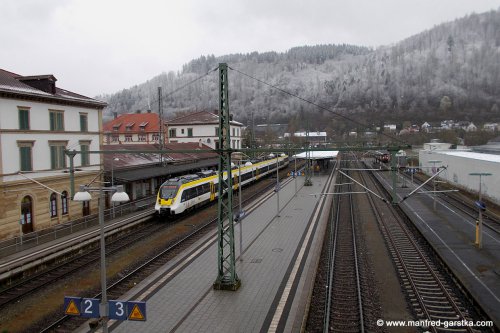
61, 191, 69, 215
215, 127, 219, 136
18, 141, 34, 171
126, 122, 134, 131
206, 138, 211, 143
50, 143, 67, 169
138, 134, 146, 142
49, 110, 64, 131
80, 143, 90, 166
19, 146, 32, 171
18, 107, 30, 130
232, 128, 235, 136
181, 128, 185, 134
169, 128, 176, 138
187, 128, 193, 137
50, 193, 58, 217
125, 134, 132, 142
152, 133, 159, 141
80, 114, 88, 132
112, 135, 119, 142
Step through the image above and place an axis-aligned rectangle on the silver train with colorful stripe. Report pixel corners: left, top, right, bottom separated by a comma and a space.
155, 154, 289, 217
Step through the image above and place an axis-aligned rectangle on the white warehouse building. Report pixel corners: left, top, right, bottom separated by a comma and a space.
419, 148, 500, 205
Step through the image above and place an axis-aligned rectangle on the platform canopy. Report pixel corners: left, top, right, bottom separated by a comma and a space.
293, 151, 339, 160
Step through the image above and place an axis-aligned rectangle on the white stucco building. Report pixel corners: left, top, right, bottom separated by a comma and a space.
419, 144, 500, 205
166, 110, 243, 149
0, 69, 106, 239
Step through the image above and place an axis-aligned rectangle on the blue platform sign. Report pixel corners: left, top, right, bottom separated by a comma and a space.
109, 300, 128, 321
127, 301, 147, 321
81, 298, 100, 318
64, 296, 82, 316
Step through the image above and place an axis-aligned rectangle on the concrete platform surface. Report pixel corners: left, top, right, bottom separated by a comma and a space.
76, 171, 334, 333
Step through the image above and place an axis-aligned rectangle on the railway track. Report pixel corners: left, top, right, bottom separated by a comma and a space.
305, 158, 378, 332
324, 167, 364, 332
359, 159, 480, 333
0, 163, 300, 332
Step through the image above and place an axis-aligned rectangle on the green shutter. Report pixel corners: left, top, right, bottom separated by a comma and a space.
61, 146, 67, 168
19, 110, 29, 130
50, 146, 56, 169
57, 113, 64, 130
20, 147, 32, 171
49, 112, 55, 131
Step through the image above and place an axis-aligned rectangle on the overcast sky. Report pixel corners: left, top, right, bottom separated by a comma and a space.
1, 0, 498, 97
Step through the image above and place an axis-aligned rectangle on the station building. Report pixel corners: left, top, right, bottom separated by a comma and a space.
419, 143, 500, 205
0, 69, 106, 240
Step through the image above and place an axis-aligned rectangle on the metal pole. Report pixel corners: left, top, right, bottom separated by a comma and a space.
111, 157, 114, 219
158, 86, 163, 164
294, 155, 297, 196
99, 186, 108, 332
428, 160, 441, 210
478, 176, 483, 249
276, 155, 280, 218
238, 161, 243, 261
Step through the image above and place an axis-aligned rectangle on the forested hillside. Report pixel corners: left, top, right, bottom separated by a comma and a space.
99, 9, 500, 131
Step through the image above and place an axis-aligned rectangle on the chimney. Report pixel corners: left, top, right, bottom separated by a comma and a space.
113, 112, 118, 119
147, 109, 151, 113
136, 110, 141, 114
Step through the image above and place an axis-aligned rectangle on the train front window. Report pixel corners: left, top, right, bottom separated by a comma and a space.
161, 185, 178, 199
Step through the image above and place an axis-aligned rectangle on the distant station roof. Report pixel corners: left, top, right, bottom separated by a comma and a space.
113, 158, 219, 182
293, 151, 339, 160
439, 151, 500, 163
103, 143, 217, 181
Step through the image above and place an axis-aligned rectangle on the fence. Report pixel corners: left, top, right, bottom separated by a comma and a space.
0, 196, 155, 258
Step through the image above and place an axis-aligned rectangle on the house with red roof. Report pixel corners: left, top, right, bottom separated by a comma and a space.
103, 111, 165, 145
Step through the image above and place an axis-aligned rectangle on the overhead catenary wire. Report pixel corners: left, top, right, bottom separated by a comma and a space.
228, 65, 408, 145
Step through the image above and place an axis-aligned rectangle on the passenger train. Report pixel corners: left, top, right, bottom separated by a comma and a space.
155, 154, 289, 217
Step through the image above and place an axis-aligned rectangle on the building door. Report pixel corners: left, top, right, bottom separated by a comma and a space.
20, 196, 34, 234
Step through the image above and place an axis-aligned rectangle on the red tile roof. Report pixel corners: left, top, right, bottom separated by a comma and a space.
103, 113, 161, 133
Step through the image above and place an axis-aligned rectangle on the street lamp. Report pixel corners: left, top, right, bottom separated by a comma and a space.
469, 172, 492, 249
73, 184, 130, 332
428, 160, 442, 210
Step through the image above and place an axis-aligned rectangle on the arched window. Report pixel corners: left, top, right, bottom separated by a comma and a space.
50, 193, 58, 217
21, 196, 34, 234
61, 191, 68, 215
206, 138, 211, 143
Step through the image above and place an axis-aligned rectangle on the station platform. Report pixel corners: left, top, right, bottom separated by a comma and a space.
76, 170, 335, 332
373, 168, 500, 328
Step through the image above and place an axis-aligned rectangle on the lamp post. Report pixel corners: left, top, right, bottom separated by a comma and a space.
469, 172, 492, 249
73, 184, 130, 332
428, 160, 442, 210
